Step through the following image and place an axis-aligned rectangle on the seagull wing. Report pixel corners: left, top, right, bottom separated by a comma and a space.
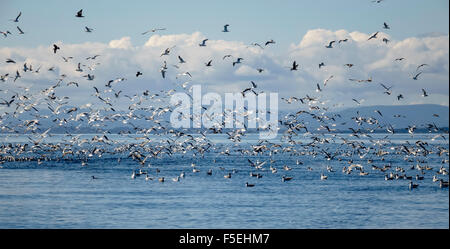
316, 83, 321, 92
379, 83, 390, 90
15, 12, 22, 22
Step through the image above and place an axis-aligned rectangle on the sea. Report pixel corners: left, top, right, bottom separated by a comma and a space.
0, 133, 448, 228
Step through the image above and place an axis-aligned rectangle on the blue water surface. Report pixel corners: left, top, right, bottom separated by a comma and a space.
0, 133, 448, 228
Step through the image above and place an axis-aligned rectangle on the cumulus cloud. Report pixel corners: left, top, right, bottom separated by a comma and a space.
286, 29, 449, 108
0, 29, 448, 112
109, 37, 132, 49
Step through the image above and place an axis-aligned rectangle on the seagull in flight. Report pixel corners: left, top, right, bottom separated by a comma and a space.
205, 60, 212, 67
161, 47, 172, 57
325, 41, 335, 48
76, 9, 84, 18
368, 31, 379, 40
382, 38, 389, 44
53, 44, 60, 54
61, 56, 73, 62
379, 83, 392, 95
199, 39, 208, 47
290, 61, 299, 71
34, 66, 41, 73
11, 12, 22, 22
177, 72, 192, 78
1, 31, 12, 37
0, 98, 14, 107
160, 68, 166, 79
67, 81, 79, 87
75, 63, 83, 72
83, 74, 95, 81
421, 89, 428, 97
413, 72, 422, 80
13, 70, 21, 82
178, 56, 186, 64
160, 46, 176, 57
23, 63, 30, 72
394, 57, 405, 62
17, 26, 25, 34
416, 64, 428, 71
222, 24, 230, 32
319, 62, 325, 69
141, 28, 166, 35
397, 94, 404, 100
161, 61, 167, 70
85, 26, 94, 32
86, 55, 100, 60
0, 74, 9, 82
383, 22, 390, 29
338, 38, 348, 43
352, 99, 361, 105
249, 43, 264, 49
316, 83, 322, 92
349, 77, 372, 83
265, 40, 275, 46
323, 75, 334, 86
232, 58, 243, 67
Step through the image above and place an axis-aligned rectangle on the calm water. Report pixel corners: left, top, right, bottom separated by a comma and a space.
0, 133, 448, 228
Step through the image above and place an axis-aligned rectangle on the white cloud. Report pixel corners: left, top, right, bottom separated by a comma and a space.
0, 30, 448, 113
109, 37, 132, 49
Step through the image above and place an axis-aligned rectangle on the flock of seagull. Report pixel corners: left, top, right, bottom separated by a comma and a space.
0, 7, 449, 191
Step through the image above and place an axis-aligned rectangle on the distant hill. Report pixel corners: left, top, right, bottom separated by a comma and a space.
280, 104, 449, 132
333, 104, 448, 129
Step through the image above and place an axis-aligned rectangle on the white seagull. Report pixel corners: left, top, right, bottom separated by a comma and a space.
141, 28, 166, 35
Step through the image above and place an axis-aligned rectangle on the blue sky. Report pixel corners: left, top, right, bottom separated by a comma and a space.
1, 0, 448, 49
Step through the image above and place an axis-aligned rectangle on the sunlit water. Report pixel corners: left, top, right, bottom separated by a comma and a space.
0, 133, 448, 228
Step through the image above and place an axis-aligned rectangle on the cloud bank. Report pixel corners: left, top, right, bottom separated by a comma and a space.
0, 29, 448, 112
